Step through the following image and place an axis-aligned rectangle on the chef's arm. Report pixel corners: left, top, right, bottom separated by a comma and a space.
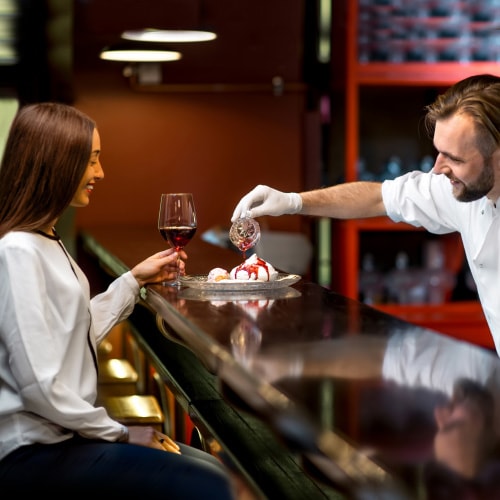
300, 182, 386, 219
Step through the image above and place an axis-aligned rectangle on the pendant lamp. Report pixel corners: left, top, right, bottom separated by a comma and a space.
99, 43, 182, 62
121, 28, 216, 43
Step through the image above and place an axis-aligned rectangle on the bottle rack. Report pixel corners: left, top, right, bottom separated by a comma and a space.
358, 0, 500, 65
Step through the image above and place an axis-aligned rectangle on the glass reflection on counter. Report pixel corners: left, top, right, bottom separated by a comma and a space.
230, 318, 262, 368
222, 298, 272, 368
178, 286, 301, 369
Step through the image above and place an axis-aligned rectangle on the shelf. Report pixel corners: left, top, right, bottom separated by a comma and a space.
341, 218, 424, 231
355, 62, 500, 86
375, 301, 492, 350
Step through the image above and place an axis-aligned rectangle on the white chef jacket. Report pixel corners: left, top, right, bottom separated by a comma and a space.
382, 328, 500, 435
0, 231, 139, 460
382, 171, 500, 355
383, 328, 500, 398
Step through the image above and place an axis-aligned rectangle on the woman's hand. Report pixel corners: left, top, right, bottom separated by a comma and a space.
127, 425, 181, 454
131, 248, 188, 288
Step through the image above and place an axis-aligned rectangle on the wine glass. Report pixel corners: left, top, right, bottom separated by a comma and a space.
229, 216, 261, 259
158, 193, 197, 287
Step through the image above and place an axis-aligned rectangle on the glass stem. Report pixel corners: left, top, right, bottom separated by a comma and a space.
176, 253, 181, 285
175, 251, 181, 285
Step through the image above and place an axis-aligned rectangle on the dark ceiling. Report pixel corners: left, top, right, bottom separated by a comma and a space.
2, 1, 325, 103
73, 0, 309, 85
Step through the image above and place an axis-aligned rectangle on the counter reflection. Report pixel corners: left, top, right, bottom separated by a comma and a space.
251, 327, 500, 498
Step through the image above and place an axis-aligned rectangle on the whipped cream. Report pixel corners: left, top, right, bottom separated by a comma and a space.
207, 267, 230, 282
229, 254, 278, 282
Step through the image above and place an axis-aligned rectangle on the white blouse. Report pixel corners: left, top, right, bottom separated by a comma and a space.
0, 231, 139, 460
382, 171, 500, 355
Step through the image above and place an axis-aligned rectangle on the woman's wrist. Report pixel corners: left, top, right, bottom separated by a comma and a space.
117, 426, 129, 442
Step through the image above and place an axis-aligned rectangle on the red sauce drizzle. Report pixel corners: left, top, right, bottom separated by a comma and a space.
238, 240, 255, 260
234, 256, 270, 280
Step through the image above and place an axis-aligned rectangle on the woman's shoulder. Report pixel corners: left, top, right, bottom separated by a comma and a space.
0, 231, 47, 256
1, 230, 39, 245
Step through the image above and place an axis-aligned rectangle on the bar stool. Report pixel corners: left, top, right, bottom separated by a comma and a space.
97, 322, 140, 402
96, 322, 166, 433
101, 394, 165, 432
97, 361, 166, 433
97, 357, 138, 399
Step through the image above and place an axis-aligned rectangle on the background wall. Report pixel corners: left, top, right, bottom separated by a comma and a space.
73, 74, 308, 236
70, 0, 320, 238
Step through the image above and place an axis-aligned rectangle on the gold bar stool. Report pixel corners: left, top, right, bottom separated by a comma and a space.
97, 360, 166, 433
97, 357, 139, 399
97, 323, 140, 402
96, 322, 165, 433
100, 394, 165, 432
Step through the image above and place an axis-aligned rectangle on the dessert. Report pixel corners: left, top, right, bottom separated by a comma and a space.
230, 254, 278, 282
207, 254, 278, 283
207, 267, 230, 282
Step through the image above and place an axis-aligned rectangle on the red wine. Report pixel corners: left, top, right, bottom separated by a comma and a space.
159, 226, 197, 249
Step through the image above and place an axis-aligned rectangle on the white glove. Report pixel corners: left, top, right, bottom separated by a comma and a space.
231, 185, 302, 222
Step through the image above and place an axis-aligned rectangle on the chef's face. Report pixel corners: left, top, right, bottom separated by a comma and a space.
433, 379, 494, 479
432, 113, 499, 202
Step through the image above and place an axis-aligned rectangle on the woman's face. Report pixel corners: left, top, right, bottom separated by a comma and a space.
70, 127, 103, 208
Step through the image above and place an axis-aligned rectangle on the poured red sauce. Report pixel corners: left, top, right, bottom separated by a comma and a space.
233, 256, 271, 280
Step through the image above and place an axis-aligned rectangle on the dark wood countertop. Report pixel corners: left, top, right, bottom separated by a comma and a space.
79, 226, 500, 500
78, 226, 340, 499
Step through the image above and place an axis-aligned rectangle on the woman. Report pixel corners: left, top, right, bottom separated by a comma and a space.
0, 102, 236, 498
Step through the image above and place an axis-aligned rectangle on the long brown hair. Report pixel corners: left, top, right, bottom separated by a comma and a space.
0, 102, 95, 238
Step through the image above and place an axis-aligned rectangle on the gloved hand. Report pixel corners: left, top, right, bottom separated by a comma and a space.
231, 185, 302, 222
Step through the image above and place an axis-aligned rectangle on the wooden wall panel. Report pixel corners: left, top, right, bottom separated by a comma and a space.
71, 0, 311, 241
73, 79, 306, 235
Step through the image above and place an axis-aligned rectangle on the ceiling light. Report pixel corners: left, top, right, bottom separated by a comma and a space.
121, 29, 217, 43
99, 46, 182, 63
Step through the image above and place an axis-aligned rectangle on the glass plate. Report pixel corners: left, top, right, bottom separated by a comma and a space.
180, 273, 301, 291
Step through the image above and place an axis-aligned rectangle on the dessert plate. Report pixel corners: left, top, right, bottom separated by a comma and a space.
180, 273, 301, 291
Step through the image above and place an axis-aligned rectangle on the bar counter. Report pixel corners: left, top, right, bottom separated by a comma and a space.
79, 226, 500, 499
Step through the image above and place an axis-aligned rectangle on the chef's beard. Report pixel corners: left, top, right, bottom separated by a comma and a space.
453, 158, 494, 203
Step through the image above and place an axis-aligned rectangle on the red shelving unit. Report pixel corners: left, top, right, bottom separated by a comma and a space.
332, 0, 497, 346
